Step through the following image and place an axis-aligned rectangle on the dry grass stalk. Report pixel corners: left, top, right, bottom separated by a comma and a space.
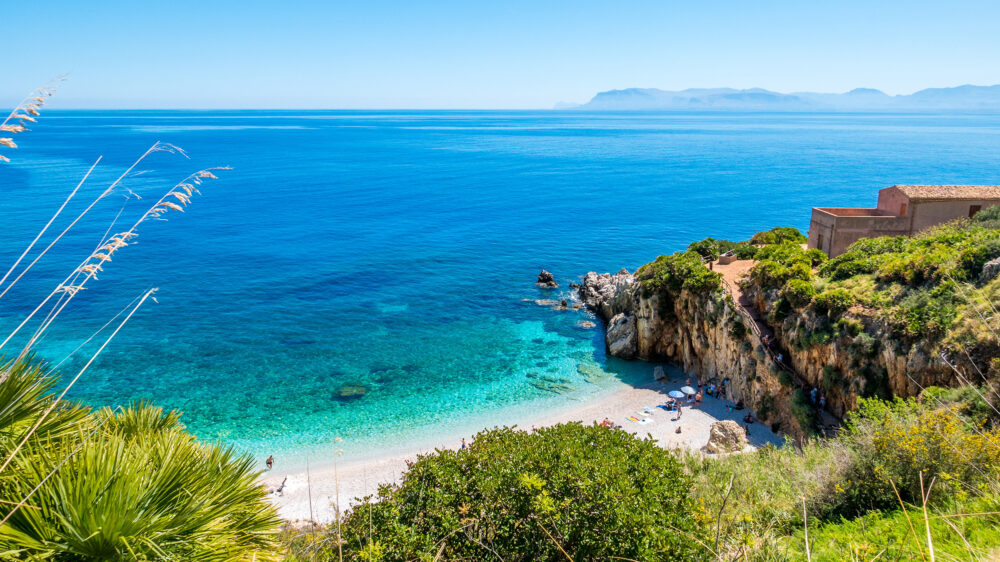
0, 163, 229, 360
0, 77, 64, 163
0, 158, 101, 293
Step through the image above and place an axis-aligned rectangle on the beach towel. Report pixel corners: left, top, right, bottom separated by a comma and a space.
642, 407, 656, 415
638, 418, 653, 425
638, 409, 653, 417
626, 416, 640, 422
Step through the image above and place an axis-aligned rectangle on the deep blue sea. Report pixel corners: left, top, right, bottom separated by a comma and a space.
3, 111, 1000, 465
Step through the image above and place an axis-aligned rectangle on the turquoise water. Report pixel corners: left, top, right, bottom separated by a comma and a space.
3, 111, 1000, 465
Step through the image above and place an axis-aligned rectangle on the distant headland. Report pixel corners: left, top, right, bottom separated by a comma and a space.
563, 84, 1000, 111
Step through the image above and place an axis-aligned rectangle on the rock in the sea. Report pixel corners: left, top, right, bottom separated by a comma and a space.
606, 312, 638, 359
536, 269, 559, 288
653, 365, 667, 380
704, 420, 747, 454
577, 320, 596, 329
981, 257, 1000, 283
578, 269, 636, 320
334, 383, 368, 401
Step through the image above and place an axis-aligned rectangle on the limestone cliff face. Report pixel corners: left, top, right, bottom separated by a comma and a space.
744, 285, 955, 420
579, 270, 956, 438
581, 270, 802, 436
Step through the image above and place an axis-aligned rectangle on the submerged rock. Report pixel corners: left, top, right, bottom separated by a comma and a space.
577, 362, 610, 383
536, 270, 559, 288
334, 383, 368, 401
577, 320, 596, 329
705, 420, 747, 454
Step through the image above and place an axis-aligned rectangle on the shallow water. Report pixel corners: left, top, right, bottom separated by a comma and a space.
3, 110, 999, 464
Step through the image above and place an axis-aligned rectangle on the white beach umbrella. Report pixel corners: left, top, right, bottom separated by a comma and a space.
680, 386, 696, 395
668, 390, 686, 399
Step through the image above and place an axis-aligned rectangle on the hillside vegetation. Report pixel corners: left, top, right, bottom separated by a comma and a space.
287, 389, 1000, 560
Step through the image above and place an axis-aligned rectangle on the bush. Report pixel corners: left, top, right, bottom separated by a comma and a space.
894, 283, 960, 337
821, 366, 843, 394
828, 397, 1000, 518
734, 241, 758, 259
334, 424, 704, 561
812, 288, 855, 317
782, 278, 816, 308
972, 204, 1000, 229
750, 226, 807, 245
636, 251, 722, 295
791, 388, 818, 433
687, 237, 739, 260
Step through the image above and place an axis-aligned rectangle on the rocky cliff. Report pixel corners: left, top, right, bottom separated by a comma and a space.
579, 269, 957, 438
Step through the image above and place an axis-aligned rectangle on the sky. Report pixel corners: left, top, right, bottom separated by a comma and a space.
3, 0, 1000, 109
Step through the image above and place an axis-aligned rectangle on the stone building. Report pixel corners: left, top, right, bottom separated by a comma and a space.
807, 185, 1000, 257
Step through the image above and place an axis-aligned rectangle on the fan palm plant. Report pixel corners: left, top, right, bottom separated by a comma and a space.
0, 401, 281, 560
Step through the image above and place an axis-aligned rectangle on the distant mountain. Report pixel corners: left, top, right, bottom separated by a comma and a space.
574, 84, 1000, 111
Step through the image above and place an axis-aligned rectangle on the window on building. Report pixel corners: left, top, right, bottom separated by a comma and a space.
969, 205, 982, 218
817, 233, 824, 251
899, 203, 907, 217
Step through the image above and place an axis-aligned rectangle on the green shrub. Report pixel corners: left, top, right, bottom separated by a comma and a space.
777, 369, 793, 387
848, 331, 878, 361
812, 288, 855, 317
821, 365, 843, 393
335, 424, 704, 561
972, 204, 1000, 229
782, 278, 816, 308
805, 248, 828, 267
750, 226, 807, 245
829, 397, 1000, 518
894, 283, 960, 337
636, 251, 721, 295
687, 237, 740, 260
733, 241, 758, 259
790, 388, 818, 433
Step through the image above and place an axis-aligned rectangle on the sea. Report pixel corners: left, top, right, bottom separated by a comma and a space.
3, 110, 999, 467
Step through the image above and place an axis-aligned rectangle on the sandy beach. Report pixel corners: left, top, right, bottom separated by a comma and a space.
262, 373, 785, 523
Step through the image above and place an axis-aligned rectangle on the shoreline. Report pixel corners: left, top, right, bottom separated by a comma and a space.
262, 371, 785, 523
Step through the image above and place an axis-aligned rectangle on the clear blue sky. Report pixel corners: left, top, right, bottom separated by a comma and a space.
4, 0, 999, 109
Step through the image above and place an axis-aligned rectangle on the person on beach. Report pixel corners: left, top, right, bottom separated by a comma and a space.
601, 417, 613, 428
673, 404, 682, 421
266, 455, 274, 470
744, 424, 751, 437
819, 394, 827, 411
460, 438, 467, 450
695, 392, 702, 408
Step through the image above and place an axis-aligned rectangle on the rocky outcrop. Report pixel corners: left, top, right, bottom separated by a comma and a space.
579, 269, 635, 319
705, 420, 747, 453
606, 313, 638, 358
981, 257, 1000, 284
578, 269, 957, 438
536, 270, 559, 288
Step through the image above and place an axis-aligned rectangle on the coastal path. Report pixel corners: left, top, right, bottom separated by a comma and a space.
710, 257, 841, 436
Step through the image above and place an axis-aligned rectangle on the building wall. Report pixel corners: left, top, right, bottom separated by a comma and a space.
910, 199, 1000, 232
807, 210, 909, 257
876, 187, 911, 219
